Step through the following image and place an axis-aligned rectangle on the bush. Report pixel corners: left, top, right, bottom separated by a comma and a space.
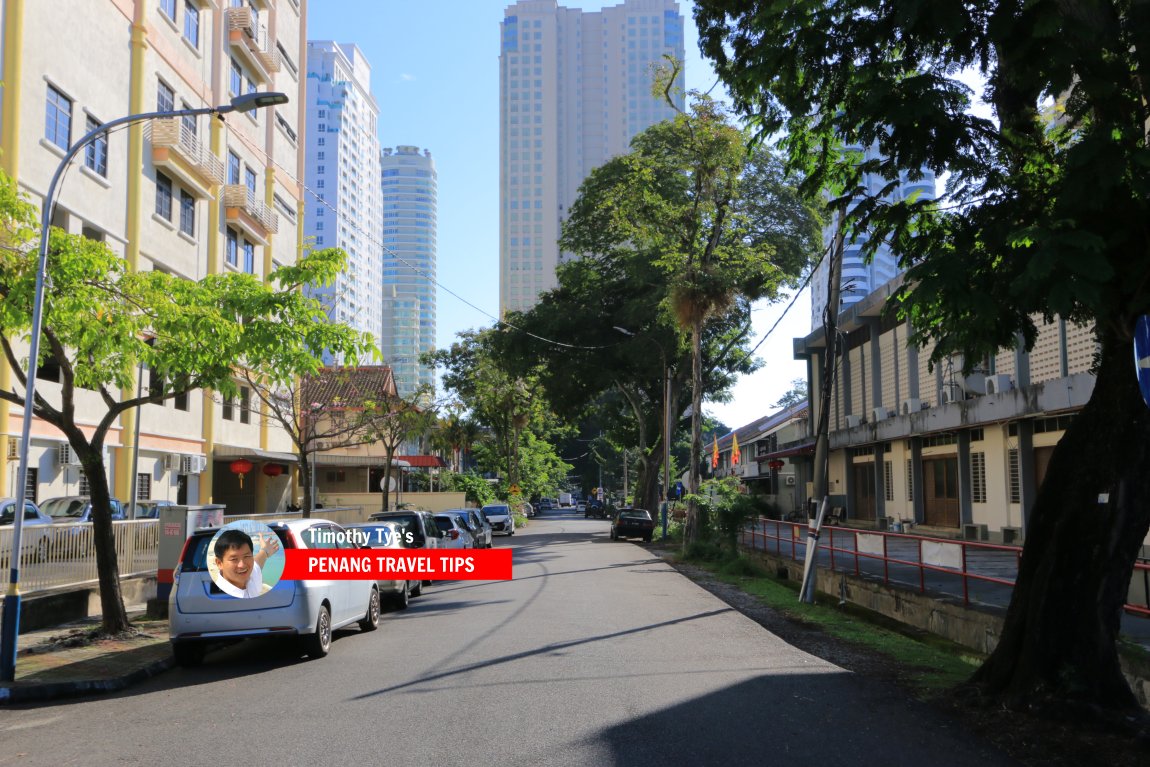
717, 555, 768, 578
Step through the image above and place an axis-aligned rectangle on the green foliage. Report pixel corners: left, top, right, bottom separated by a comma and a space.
772, 378, 808, 409
440, 471, 497, 507
687, 476, 768, 551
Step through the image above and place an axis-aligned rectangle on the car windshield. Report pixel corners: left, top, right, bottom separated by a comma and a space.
483, 505, 510, 516
347, 524, 406, 547
620, 510, 652, 520
433, 517, 454, 532
41, 498, 86, 518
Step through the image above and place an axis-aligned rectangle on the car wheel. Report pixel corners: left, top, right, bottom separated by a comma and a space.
359, 588, 380, 632
394, 581, 411, 610
411, 579, 423, 597
303, 605, 332, 659
172, 641, 205, 668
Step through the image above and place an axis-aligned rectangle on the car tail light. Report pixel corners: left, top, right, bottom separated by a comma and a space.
172, 535, 193, 586
449, 530, 459, 540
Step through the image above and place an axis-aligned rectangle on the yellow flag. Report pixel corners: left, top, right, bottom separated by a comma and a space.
731, 432, 741, 466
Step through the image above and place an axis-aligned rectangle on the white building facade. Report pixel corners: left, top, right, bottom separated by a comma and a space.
809, 144, 937, 329
380, 146, 437, 398
499, 0, 685, 313
0, 0, 307, 515
304, 40, 383, 357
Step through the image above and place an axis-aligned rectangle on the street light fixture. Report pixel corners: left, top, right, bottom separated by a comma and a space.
614, 326, 673, 540
0, 92, 289, 682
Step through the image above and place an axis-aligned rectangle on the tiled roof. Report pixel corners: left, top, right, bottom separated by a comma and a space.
716, 401, 808, 450
301, 366, 397, 410
396, 455, 446, 468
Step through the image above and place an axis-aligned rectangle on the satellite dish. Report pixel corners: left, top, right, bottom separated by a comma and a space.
378, 475, 397, 492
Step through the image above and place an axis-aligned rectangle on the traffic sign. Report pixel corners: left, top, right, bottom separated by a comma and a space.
509, 483, 521, 494
1136, 315, 1150, 408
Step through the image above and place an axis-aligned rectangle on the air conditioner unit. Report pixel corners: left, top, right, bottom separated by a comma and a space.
942, 389, 961, 404
872, 407, 890, 422
784, 475, 796, 486
6, 437, 20, 461
901, 399, 923, 415
985, 374, 1013, 395
845, 414, 862, 428
180, 455, 207, 475
165, 454, 183, 472
58, 443, 82, 466
962, 372, 987, 395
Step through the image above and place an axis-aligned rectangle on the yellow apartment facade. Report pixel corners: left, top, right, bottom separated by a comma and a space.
0, 0, 308, 514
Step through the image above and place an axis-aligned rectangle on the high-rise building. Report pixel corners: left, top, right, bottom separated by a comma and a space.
809, 144, 936, 328
499, 0, 685, 313
0, 0, 306, 512
304, 41, 383, 357
380, 146, 438, 397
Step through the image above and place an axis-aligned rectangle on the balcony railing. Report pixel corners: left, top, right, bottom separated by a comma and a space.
226, 7, 281, 81
224, 184, 278, 242
149, 119, 225, 193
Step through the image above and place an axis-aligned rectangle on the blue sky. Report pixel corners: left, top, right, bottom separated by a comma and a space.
307, 1, 814, 431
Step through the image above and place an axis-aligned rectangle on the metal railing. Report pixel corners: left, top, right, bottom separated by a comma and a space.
741, 517, 1150, 618
223, 184, 278, 235
225, 7, 281, 74
148, 119, 225, 185
0, 520, 159, 594
224, 505, 367, 527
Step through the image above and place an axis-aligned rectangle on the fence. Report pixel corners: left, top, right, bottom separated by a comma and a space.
740, 517, 1150, 618
0, 519, 159, 594
224, 505, 366, 527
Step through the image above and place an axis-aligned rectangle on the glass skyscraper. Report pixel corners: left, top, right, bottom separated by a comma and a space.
304, 41, 383, 359
380, 146, 438, 397
499, 0, 685, 313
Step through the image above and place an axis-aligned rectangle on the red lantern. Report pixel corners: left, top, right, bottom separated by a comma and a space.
230, 458, 254, 488
768, 459, 785, 471
262, 463, 285, 478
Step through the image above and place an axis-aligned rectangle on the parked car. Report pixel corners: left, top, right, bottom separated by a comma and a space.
442, 509, 491, 549
133, 500, 175, 519
585, 500, 609, 519
610, 508, 655, 542
576, 501, 587, 513
433, 513, 475, 549
0, 498, 53, 563
537, 498, 553, 511
481, 503, 515, 536
367, 510, 446, 588
521, 502, 535, 518
344, 521, 420, 607
168, 519, 381, 667
39, 496, 126, 523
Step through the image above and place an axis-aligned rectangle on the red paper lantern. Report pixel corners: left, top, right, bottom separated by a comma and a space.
262, 463, 284, 478
230, 458, 254, 488
768, 459, 785, 471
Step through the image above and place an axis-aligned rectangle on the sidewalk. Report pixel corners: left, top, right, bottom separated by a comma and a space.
0, 610, 173, 704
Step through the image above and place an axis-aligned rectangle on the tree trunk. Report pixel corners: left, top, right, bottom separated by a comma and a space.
81, 443, 130, 634
381, 453, 392, 513
970, 326, 1150, 714
299, 450, 313, 519
636, 451, 661, 516
684, 321, 704, 547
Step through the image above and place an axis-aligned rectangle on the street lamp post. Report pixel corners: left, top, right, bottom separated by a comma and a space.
614, 326, 672, 540
0, 91, 289, 682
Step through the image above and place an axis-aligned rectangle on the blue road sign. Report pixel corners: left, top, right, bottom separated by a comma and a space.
1136, 315, 1150, 409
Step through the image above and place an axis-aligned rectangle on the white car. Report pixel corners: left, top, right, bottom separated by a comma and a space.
481, 503, 515, 536
433, 513, 475, 549
168, 519, 380, 667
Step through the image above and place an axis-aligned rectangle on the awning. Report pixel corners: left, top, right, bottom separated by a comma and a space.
395, 455, 446, 468
754, 440, 816, 461
213, 445, 299, 464
312, 455, 411, 468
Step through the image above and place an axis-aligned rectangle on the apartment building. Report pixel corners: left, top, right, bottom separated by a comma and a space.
809, 146, 937, 329
0, 0, 307, 515
709, 403, 810, 517
499, 0, 685, 313
380, 145, 437, 398
780, 275, 1099, 543
303, 41, 383, 357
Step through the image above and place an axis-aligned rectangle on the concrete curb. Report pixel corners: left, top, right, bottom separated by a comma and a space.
0, 655, 174, 705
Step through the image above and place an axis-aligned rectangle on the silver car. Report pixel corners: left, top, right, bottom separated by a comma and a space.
0, 498, 53, 563
482, 503, 515, 536
442, 508, 491, 549
433, 513, 476, 549
343, 521, 421, 608
168, 519, 381, 667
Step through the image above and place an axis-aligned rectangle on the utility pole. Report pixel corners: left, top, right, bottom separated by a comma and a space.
800, 213, 846, 604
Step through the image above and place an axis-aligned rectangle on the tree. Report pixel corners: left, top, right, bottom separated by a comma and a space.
242, 366, 394, 516
697, 0, 1150, 714
772, 378, 808, 410
0, 172, 372, 633
559, 79, 820, 549
370, 388, 435, 513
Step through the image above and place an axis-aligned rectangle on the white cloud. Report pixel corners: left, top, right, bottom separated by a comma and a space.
399, 73, 416, 82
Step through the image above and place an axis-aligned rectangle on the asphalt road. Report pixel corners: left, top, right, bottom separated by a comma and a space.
0, 510, 1014, 766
